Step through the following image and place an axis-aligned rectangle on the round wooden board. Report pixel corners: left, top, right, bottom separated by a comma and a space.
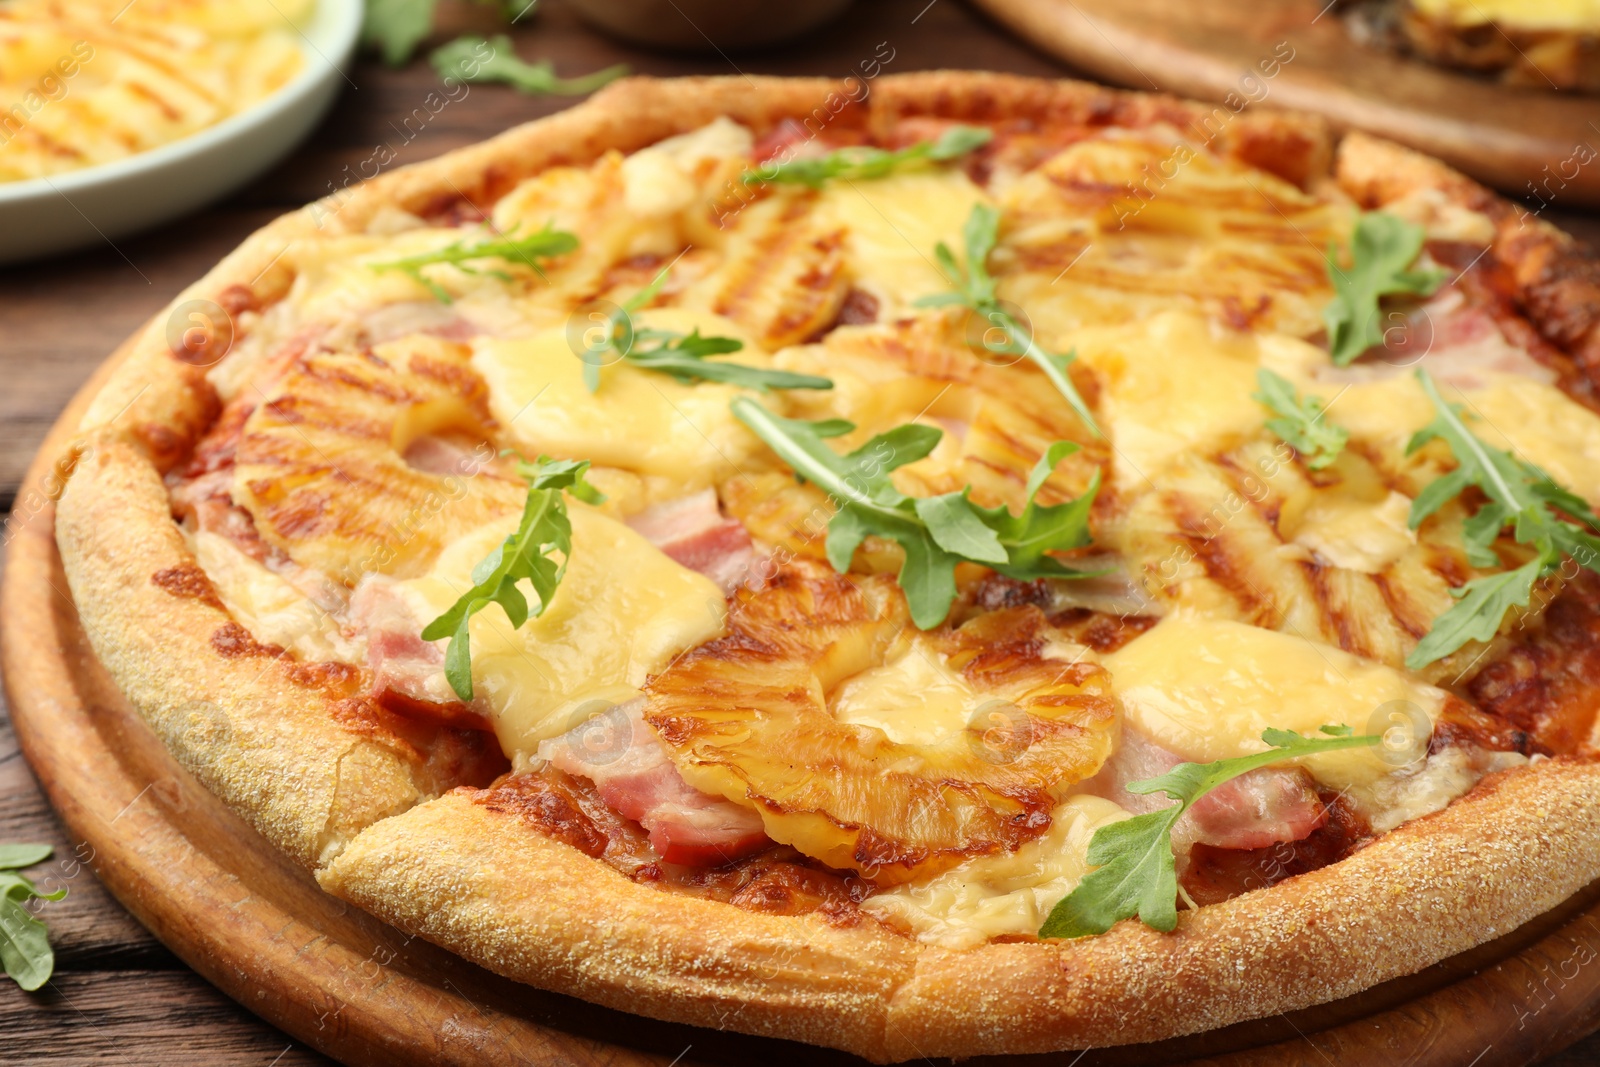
971, 0, 1600, 209
7, 349, 1600, 1067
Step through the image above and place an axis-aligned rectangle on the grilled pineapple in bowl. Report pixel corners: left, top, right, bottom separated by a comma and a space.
0, 0, 360, 263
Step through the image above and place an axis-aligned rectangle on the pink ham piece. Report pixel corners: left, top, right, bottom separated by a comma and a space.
626, 489, 754, 594
1081, 725, 1327, 857
348, 576, 490, 730
540, 700, 771, 866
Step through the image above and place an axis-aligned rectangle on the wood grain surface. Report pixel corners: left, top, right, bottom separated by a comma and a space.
3, 1, 1600, 1063
969, 0, 1600, 208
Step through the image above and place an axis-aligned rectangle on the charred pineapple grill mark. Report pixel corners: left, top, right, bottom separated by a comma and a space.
233, 336, 525, 584
642, 561, 1117, 884
999, 134, 1347, 340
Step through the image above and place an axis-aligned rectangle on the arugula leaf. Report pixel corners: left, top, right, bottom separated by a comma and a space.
1252, 369, 1348, 470
0, 843, 64, 992
0, 844, 51, 870
1039, 727, 1380, 939
1323, 212, 1450, 366
1403, 369, 1600, 668
741, 125, 992, 187
732, 399, 1101, 628
583, 273, 833, 393
371, 223, 578, 303
421, 457, 604, 700
915, 204, 1101, 436
431, 35, 628, 96
362, 0, 438, 66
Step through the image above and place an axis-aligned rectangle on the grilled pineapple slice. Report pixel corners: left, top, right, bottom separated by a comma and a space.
642, 560, 1118, 884
998, 131, 1350, 342
232, 334, 524, 584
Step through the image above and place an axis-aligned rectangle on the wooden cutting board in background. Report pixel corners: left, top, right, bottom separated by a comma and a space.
971, 0, 1600, 208
8, 347, 1600, 1067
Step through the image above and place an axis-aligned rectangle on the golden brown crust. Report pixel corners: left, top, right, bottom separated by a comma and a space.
317, 790, 921, 1060
1335, 129, 1600, 378
50, 71, 1600, 1062
56, 436, 484, 866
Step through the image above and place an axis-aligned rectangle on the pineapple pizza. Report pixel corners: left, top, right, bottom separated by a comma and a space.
52, 73, 1600, 1059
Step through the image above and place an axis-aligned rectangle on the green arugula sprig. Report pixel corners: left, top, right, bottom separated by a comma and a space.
732, 398, 1101, 629
371, 223, 578, 303
363, 0, 534, 67
915, 204, 1101, 436
1252, 369, 1348, 471
1039, 727, 1380, 939
1323, 212, 1450, 366
741, 125, 992, 187
431, 35, 629, 96
1403, 370, 1600, 668
582, 274, 833, 393
0, 843, 65, 991
423, 457, 604, 701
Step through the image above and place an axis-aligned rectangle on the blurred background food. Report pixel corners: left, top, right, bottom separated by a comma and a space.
0, 0, 312, 182
1345, 0, 1600, 91
560, 0, 854, 50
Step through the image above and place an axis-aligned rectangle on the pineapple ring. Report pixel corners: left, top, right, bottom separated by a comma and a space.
643, 560, 1118, 884
233, 334, 527, 585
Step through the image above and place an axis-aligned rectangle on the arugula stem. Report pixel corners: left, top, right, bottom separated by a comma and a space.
1414, 371, 1520, 507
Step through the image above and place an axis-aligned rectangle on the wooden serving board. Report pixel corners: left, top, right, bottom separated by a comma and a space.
8, 350, 1600, 1067
971, 0, 1600, 209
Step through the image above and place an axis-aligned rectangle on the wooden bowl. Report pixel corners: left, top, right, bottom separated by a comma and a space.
562, 0, 854, 51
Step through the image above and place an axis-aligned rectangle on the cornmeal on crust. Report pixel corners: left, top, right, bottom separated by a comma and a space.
50, 71, 1600, 1061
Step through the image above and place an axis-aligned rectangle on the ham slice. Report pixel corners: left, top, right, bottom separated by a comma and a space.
626, 489, 754, 594
540, 700, 771, 866
1315, 287, 1557, 390
1082, 726, 1326, 857
348, 576, 489, 730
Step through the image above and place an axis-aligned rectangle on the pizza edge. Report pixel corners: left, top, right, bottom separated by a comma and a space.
48, 71, 1600, 1061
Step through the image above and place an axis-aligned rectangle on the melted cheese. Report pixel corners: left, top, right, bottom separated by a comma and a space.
813, 170, 990, 310
1103, 614, 1447, 791
1075, 312, 1322, 481
1471, 378, 1600, 507
1412, 0, 1600, 30
830, 645, 981, 745
399, 503, 726, 763
1287, 489, 1418, 573
860, 795, 1129, 947
619, 117, 753, 217
187, 530, 352, 662
472, 308, 772, 495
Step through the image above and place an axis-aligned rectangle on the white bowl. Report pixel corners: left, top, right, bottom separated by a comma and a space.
0, 0, 361, 266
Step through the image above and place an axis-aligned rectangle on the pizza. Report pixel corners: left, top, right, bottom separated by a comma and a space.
1345, 0, 1600, 91
51, 72, 1600, 1060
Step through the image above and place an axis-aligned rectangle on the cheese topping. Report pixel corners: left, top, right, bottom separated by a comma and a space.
1103, 613, 1447, 792
187, 530, 353, 663
398, 503, 726, 763
861, 795, 1130, 947
1411, 0, 1600, 30
472, 308, 773, 495
813, 170, 991, 310
1287, 489, 1418, 573
830, 645, 982, 745
1075, 312, 1325, 481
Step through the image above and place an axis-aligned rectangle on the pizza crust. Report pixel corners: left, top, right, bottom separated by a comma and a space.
54, 437, 438, 866
49, 70, 1600, 1061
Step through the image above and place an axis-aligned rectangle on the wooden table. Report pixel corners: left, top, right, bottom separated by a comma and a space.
3, 1, 1599, 1062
